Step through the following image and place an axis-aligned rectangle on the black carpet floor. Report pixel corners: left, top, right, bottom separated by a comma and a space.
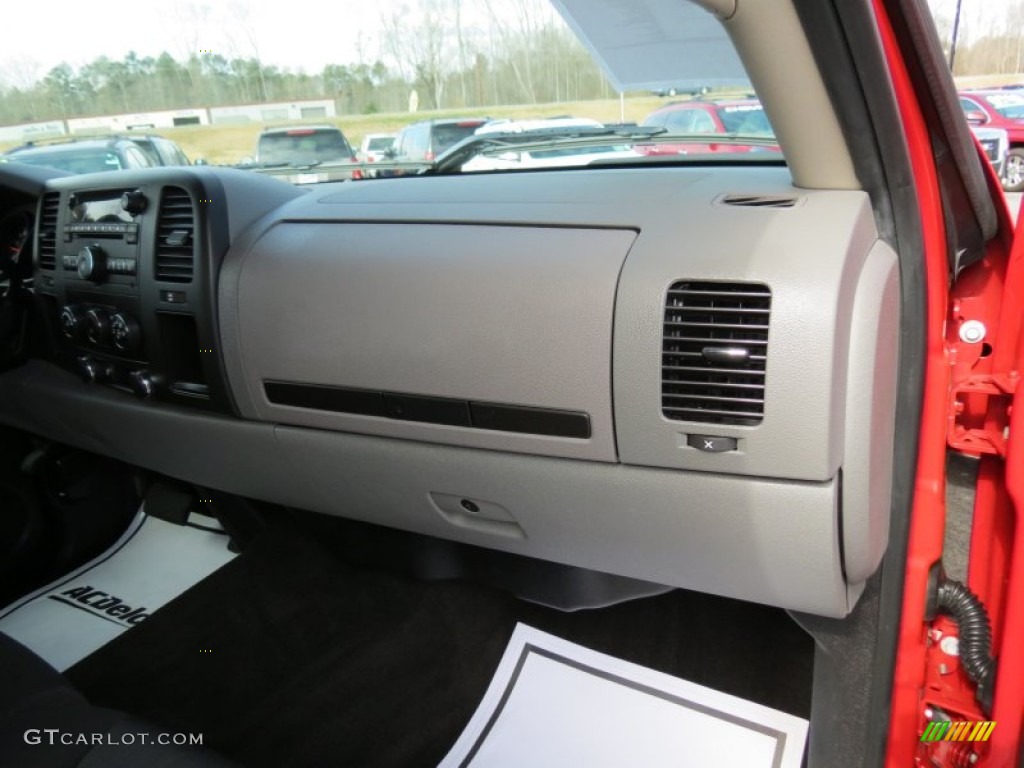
67, 521, 814, 768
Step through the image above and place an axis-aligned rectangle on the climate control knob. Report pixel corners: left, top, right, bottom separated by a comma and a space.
76, 245, 107, 282
84, 308, 110, 345
76, 355, 104, 383
59, 305, 85, 340
129, 370, 155, 399
109, 313, 141, 353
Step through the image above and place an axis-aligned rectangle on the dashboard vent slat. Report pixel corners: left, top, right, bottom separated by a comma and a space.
662, 281, 771, 426
37, 192, 60, 270
720, 194, 799, 209
155, 187, 195, 283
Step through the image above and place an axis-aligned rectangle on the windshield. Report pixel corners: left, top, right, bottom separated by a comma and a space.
0, 1, 777, 180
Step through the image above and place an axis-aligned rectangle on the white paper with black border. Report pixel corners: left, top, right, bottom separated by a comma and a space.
440, 623, 807, 768
0, 507, 234, 671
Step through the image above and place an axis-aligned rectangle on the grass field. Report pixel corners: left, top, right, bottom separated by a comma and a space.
0, 96, 679, 164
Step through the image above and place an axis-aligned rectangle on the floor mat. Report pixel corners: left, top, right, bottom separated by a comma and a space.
441, 624, 807, 768
67, 520, 814, 768
0, 508, 235, 671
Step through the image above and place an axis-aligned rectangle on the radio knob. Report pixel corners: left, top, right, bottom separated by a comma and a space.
84, 308, 110, 345
59, 305, 85, 340
129, 370, 155, 399
121, 189, 147, 216
109, 312, 141, 353
76, 245, 107, 282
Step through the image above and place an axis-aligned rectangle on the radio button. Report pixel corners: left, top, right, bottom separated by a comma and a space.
77, 245, 107, 282
121, 189, 147, 216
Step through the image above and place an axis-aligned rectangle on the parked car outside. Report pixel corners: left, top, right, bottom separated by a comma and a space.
121, 134, 192, 166
970, 125, 1010, 179
252, 124, 362, 183
959, 89, 1024, 191
390, 118, 492, 164
461, 118, 641, 172
636, 98, 779, 156
3, 137, 156, 174
358, 133, 395, 163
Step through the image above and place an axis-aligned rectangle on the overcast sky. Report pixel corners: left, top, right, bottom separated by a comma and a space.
0, 0, 1014, 89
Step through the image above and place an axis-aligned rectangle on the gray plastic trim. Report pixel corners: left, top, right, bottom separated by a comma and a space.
225, 222, 633, 462
0, 360, 852, 616
614, 187, 880, 482
840, 240, 900, 581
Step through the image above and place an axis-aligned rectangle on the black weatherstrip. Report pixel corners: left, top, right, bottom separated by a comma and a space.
264, 381, 592, 439
460, 644, 787, 768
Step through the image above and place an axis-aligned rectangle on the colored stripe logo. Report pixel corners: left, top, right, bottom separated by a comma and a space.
921, 721, 996, 742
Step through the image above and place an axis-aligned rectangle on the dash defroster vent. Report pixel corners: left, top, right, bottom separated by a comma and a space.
662, 281, 771, 426
155, 187, 195, 283
720, 193, 799, 208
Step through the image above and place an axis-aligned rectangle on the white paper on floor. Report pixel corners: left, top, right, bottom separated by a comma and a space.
0, 507, 235, 671
440, 623, 808, 768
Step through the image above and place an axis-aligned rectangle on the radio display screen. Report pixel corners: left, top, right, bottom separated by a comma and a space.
70, 197, 132, 224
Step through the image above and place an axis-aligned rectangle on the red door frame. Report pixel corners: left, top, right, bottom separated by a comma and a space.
874, 1, 1024, 765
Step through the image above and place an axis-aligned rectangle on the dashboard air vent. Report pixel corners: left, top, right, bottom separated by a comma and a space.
37, 192, 60, 270
662, 281, 771, 426
720, 194, 798, 209
155, 187, 195, 283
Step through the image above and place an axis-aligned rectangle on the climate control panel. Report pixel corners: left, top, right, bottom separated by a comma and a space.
60, 303, 143, 356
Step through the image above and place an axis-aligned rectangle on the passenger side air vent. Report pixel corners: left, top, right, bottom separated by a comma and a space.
719, 194, 799, 209
155, 187, 195, 283
37, 192, 60, 270
662, 281, 771, 426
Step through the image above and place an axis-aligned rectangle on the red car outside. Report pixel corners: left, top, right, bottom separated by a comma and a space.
636, 98, 780, 156
959, 89, 1024, 191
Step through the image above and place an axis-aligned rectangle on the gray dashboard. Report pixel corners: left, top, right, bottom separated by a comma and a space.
0, 164, 899, 618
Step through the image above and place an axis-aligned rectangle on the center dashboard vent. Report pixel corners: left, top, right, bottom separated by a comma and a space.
662, 280, 771, 426
155, 187, 195, 283
37, 192, 60, 270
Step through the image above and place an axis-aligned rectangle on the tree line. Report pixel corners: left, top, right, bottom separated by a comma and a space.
933, 1, 1024, 76
0, 2, 613, 126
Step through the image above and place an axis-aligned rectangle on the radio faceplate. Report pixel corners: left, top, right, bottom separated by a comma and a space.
34, 167, 304, 416
61, 189, 143, 286
36, 178, 225, 412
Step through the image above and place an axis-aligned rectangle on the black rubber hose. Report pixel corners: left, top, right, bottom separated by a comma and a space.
936, 579, 996, 712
